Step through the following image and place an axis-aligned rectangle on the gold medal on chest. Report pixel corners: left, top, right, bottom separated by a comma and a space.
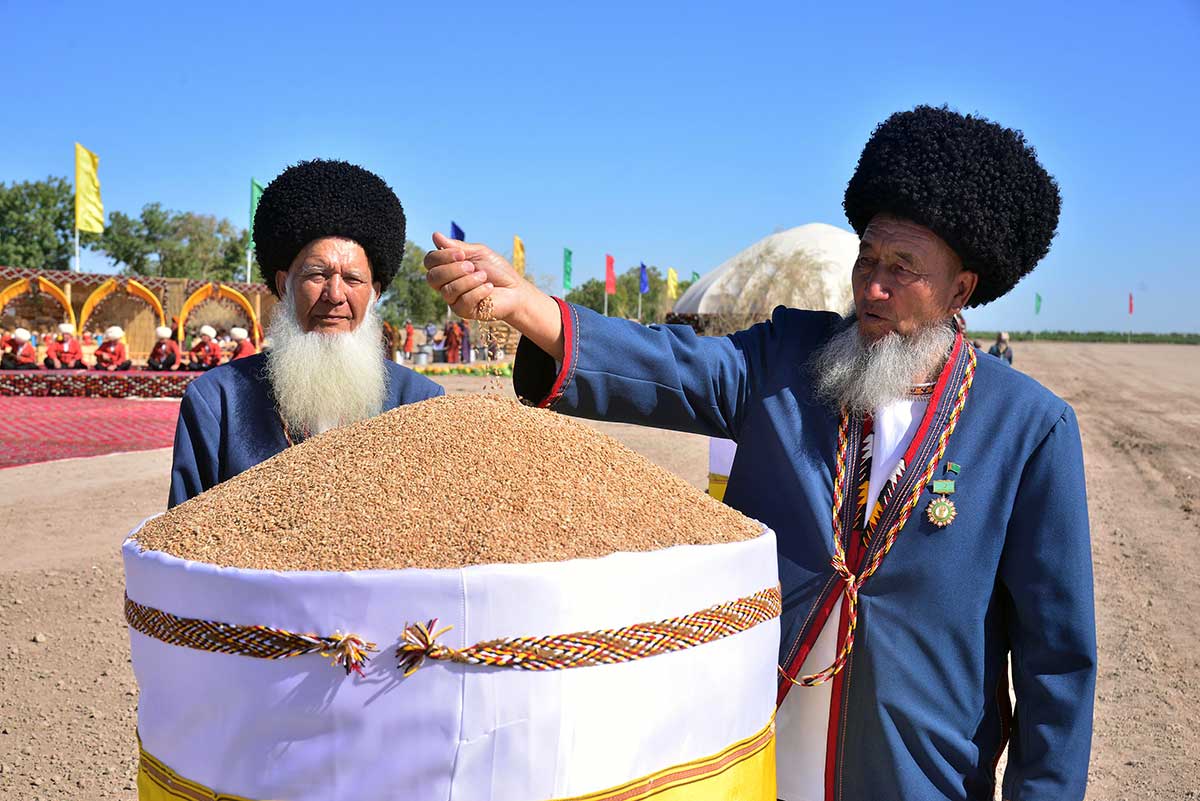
926, 496, 957, 527
927, 468, 959, 528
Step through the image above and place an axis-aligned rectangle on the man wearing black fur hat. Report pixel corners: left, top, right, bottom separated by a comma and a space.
169, 160, 444, 507
428, 106, 1095, 800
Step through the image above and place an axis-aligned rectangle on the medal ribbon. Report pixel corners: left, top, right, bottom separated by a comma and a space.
783, 342, 977, 687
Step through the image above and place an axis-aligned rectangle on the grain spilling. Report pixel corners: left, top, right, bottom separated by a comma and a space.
136, 394, 761, 570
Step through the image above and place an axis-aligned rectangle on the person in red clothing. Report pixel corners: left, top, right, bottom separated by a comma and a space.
148, 325, 183, 371
0, 328, 12, 352
93, 325, 133, 371
445, 320, 462, 363
403, 319, 416, 361
44, 322, 86, 369
1, 327, 37, 369
187, 325, 223, 370
229, 327, 257, 360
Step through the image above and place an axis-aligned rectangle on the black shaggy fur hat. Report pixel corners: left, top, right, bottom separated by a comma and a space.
844, 105, 1060, 307
254, 159, 406, 297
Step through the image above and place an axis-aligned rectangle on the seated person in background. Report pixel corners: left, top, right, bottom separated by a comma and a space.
188, 325, 223, 370
0, 328, 13, 352
93, 326, 133, 371
44, 323, 86, 369
229, 327, 257, 360
1, 328, 38, 369
148, 326, 183, 371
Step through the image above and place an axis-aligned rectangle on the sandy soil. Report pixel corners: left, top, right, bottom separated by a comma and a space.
0, 345, 1196, 799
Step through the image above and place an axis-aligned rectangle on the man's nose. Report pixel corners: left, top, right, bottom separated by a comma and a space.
862, 267, 891, 302
322, 274, 348, 304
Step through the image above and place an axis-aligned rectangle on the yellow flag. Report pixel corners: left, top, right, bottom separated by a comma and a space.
74, 142, 104, 233
513, 235, 526, 276
667, 267, 679, 300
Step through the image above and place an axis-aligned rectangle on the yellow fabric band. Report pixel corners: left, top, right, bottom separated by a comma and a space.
137, 746, 252, 801
708, 472, 730, 503
137, 719, 775, 801
555, 718, 775, 800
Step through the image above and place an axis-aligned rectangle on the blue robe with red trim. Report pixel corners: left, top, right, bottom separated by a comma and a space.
513, 300, 1096, 801
168, 353, 444, 507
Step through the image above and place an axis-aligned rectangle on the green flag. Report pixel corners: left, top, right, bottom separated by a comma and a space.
1034, 292, 1042, 315
691, 271, 700, 283
249, 178, 265, 248
563, 248, 573, 292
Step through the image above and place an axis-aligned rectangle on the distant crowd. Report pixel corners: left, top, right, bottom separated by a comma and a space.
1, 316, 503, 373
396, 319, 493, 363
0, 323, 257, 372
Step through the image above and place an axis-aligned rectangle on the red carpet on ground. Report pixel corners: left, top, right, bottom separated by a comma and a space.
0, 396, 179, 469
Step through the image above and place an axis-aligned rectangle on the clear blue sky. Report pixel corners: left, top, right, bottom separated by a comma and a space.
3, 1, 1197, 332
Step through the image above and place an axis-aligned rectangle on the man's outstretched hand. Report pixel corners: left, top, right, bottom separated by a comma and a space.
423, 232, 527, 321
424, 232, 566, 360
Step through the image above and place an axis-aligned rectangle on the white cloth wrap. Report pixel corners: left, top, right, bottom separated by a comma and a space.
709, 437, 738, 478
124, 522, 780, 801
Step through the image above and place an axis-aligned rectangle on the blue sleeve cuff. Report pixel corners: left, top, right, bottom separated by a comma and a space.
513, 297, 576, 408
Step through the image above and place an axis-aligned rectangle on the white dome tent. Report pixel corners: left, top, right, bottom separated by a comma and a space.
673, 222, 859, 319
681, 223, 860, 508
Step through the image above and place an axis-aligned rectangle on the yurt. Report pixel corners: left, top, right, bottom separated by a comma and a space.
675, 224, 859, 502
673, 223, 858, 324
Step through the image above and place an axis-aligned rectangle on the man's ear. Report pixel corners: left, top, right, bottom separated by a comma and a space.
275, 269, 288, 297
373, 281, 382, 298
952, 270, 979, 312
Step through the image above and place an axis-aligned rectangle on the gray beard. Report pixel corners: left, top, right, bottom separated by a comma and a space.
810, 311, 956, 416
264, 290, 387, 437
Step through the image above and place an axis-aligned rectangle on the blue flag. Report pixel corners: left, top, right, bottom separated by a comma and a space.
450, 221, 465, 241
639, 262, 649, 294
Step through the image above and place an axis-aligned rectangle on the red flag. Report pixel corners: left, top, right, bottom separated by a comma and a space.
605, 254, 616, 295
1129, 292, 1134, 315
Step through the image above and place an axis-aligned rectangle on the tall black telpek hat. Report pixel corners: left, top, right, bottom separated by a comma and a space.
844, 105, 1061, 307
254, 159, 406, 297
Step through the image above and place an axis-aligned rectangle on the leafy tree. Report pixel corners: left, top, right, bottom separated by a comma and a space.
158, 212, 243, 281
378, 241, 446, 326
0, 176, 97, 270
97, 203, 254, 281
101, 208, 155, 274
564, 278, 607, 315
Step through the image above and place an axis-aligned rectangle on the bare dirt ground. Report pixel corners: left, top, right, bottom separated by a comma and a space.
0, 345, 1196, 799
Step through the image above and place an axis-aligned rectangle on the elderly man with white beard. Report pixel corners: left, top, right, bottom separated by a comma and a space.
427, 107, 1095, 801
168, 159, 443, 507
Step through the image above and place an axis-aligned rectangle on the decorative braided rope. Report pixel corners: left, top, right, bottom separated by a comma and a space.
124, 594, 377, 676
397, 585, 781, 676
784, 345, 977, 688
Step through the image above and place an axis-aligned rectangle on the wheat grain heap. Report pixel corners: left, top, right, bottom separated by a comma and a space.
124, 394, 781, 801
136, 394, 760, 571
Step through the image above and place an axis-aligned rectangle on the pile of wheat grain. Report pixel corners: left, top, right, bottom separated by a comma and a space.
136, 395, 761, 571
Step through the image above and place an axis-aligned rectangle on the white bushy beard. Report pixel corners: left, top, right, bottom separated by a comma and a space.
265, 285, 387, 437
810, 308, 956, 417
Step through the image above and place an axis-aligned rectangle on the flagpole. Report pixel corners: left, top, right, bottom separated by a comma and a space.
603, 293, 608, 317
74, 227, 80, 273
637, 293, 642, 322
246, 248, 252, 283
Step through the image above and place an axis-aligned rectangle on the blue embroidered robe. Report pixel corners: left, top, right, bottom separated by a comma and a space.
168, 353, 444, 507
513, 300, 1096, 801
